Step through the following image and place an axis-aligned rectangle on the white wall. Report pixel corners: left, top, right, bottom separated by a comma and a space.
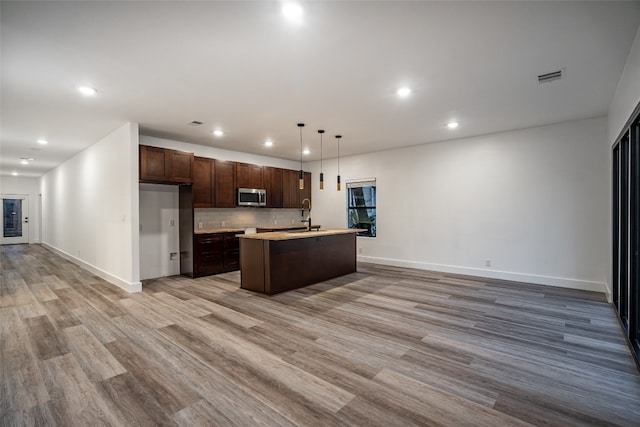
139, 184, 179, 280
309, 117, 608, 293
0, 176, 41, 243
41, 123, 141, 292
608, 24, 640, 145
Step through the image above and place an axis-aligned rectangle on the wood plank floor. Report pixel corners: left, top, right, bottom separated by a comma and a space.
2, 243, 640, 426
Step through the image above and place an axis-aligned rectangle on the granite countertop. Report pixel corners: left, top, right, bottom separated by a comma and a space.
194, 225, 320, 234
194, 228, 245, 234
238, 228, 365, 241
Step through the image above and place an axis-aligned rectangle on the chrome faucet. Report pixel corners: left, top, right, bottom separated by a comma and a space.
301, 198, 312, 231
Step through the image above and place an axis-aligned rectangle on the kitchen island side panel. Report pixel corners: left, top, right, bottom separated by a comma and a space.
239, 238, 266, 293
264, 233, 356, 294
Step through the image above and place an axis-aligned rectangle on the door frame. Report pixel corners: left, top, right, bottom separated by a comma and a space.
1, 194, 29, 245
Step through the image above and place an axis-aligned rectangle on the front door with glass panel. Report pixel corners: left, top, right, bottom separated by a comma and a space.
1, 195, 29, 244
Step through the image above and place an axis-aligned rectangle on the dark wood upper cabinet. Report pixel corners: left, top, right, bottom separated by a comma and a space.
141, 145, 310, 210
283, 169, 311, 208
139, 145, 193, 184
140, 145, 170, 182
214, 160, 237, 207
170, 150, 194, 183
282, 169, 300, 208
236, 163, 263, 189
193, 157, 214, 208
263, 166, 283, 208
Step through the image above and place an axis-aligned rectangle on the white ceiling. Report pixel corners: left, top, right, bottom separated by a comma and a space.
2, 1, 640, 178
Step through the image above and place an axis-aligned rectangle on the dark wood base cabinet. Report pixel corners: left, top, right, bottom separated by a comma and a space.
194, 232, 243, 277
240, 233, 356, 295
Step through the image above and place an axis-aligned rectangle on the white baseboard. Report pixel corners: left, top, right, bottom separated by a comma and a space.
41, 243, 142, 293
357, 255, 606, 294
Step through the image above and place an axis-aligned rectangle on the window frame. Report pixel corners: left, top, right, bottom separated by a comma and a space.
346, 179, 376, 238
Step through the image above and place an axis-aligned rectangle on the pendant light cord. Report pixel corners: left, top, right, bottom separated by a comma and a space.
320, 133, 323, 172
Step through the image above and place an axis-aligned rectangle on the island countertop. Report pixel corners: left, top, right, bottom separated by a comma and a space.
239, 229, 363, 295
238, 228, 364, 241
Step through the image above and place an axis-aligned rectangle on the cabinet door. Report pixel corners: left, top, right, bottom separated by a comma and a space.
170, 150, 194, 183
214, 160, 237, 208
282, 169, 300, 208
223, 232, 242, 270
263, 167, 283, 208
140, 145, 169, 182
195, 234, 224, 276
237, 163, 263, 189
193, 157, 214, 207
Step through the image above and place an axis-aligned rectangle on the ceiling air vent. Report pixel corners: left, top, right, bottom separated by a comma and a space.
538, 69, 564, 84
187, 120, 203, 126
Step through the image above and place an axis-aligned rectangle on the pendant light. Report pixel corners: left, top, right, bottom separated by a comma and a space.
336, 134, 342, 191
318, 129, 325, 190
298, 123, 305, 190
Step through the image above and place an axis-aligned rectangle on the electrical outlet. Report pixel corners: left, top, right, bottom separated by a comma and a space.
274, 219, 278, 225
485, 259, 492, 267
170, 219, 175, 227
358, 247, 363, 254
198, 222, 203, 229
221, 221, 226, 227
170, 252, 177, 260
291, 219, 295, 224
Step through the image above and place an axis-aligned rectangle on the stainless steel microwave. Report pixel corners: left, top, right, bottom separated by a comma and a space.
237, 188, 266, 207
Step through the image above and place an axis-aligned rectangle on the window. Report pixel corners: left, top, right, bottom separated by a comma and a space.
347, 179, 376, 237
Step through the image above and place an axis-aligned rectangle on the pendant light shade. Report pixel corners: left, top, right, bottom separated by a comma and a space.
318, 129, 325, 190
335, 135, 342, 191
298, 123, 305, 190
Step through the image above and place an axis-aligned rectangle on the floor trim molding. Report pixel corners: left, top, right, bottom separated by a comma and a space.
41, 242, 141, 293
358, 255, 606, 294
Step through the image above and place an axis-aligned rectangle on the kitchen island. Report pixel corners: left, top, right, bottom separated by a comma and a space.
239, 229, 361, 295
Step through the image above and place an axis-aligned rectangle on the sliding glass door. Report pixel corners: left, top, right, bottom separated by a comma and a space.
632, 118, 640, 354
613, 110, 640, 367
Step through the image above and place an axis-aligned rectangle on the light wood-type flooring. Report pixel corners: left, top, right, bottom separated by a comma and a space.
2, 243, 640, 426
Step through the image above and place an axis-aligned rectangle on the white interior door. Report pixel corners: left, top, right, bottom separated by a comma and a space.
1, 195, 29, 244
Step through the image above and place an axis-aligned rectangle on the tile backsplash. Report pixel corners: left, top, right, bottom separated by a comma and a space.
194, 208, 305, 230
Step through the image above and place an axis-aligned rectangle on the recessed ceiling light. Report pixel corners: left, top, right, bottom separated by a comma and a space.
213, 129, 224, 137
282, 3, 303, 20
264, 140, 273, 147
77, 86, 97, 96
20, 159, 29, 165
447, 121, 459, 129
11, 171, 18, 176
397, 87, 411, 97
303, 148, 310, 155
37, 139, 48, 145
